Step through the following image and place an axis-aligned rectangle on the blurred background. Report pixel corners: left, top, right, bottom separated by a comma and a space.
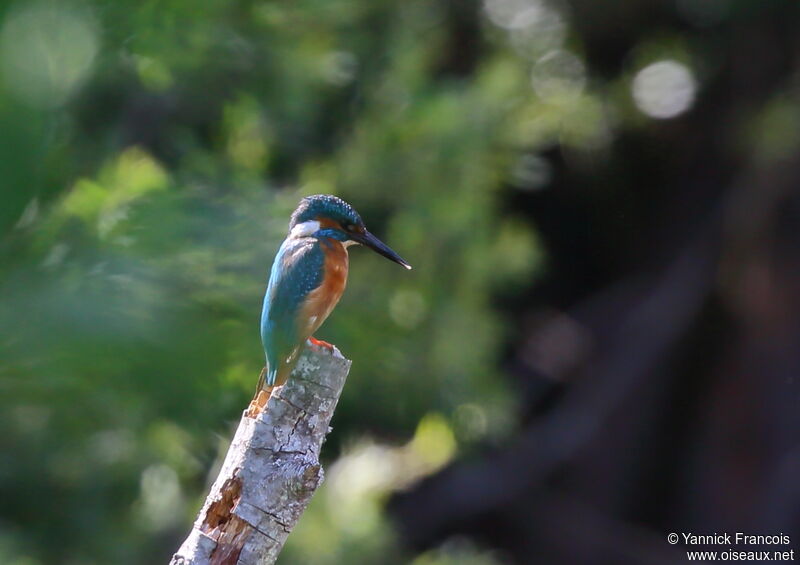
1, 0, 799, 563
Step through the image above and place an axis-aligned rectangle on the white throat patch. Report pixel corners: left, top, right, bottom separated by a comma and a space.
290, 220, 320, 238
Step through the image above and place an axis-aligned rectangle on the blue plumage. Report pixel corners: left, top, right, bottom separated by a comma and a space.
290, 194, 362, 228
260, 237, 324, 386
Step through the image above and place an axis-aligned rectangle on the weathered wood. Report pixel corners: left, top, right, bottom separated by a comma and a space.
171, 342, 352, 565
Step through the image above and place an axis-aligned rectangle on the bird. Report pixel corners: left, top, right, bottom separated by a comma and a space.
249, 194, 411, 413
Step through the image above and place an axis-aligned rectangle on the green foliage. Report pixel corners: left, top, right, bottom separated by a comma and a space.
0, 0, 657, 562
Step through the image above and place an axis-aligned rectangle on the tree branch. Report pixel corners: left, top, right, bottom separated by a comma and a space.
171, 343, 352, 565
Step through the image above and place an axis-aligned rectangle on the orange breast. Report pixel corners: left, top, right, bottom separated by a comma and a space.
298, 239, 349, 340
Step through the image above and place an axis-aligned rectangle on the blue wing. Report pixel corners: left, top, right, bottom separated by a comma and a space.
260, 237, 325, 386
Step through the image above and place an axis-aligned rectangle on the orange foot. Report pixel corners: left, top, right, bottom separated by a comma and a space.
308, 336, 335, 352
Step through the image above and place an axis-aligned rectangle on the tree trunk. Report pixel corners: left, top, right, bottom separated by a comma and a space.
170, 343, 352, 565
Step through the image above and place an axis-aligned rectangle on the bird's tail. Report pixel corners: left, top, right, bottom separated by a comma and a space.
254, 364, 281, 392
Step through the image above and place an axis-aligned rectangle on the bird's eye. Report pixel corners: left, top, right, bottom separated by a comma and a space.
343, 223, 356, 232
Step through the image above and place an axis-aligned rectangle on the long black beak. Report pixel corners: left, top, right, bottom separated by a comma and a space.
355, 229, 412, 270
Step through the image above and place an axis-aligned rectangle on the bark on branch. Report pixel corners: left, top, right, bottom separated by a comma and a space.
170, 343, 352, 565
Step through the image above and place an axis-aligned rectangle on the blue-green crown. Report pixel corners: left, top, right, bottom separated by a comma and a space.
290, 194, 363, 228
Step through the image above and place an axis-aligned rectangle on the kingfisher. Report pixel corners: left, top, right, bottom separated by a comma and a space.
250, 194, 411, 412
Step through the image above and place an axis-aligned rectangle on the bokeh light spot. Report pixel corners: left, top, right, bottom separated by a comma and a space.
485, 0, 541, 29
0, 1, 98, 108
136, 464, 183, 531
508, 2, 566, 59
531, 50, 586, 101
632, 59, 697, 119
454, 403, 488, 441
390, 289, 427, 329
322, 51, 357, 86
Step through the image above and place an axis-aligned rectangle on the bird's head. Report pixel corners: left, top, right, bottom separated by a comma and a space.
289, 194, 412, 269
